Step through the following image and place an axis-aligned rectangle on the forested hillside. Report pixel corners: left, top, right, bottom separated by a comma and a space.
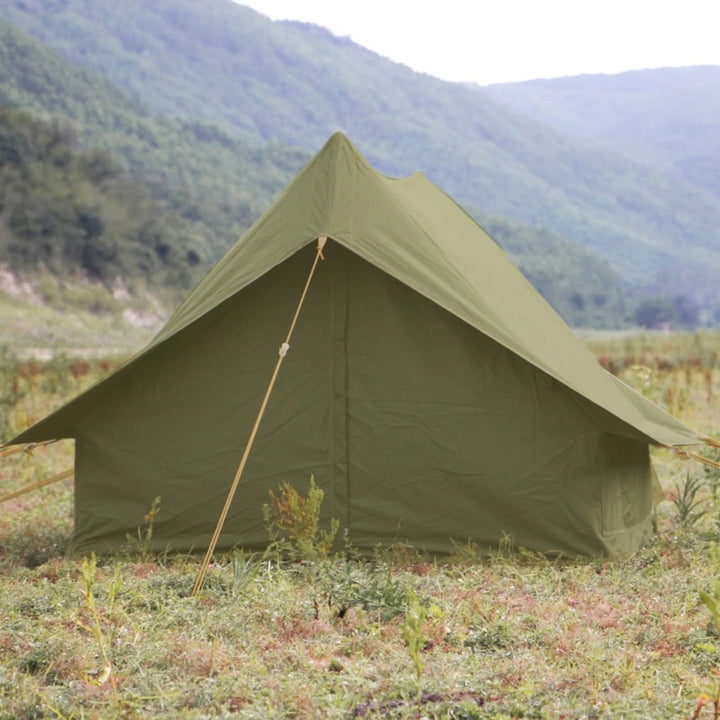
0, 18, 633, 327
483, 67, 720, 198
0, 105, 205, 291
2, 0, 720, 308
0, 16, 308, 266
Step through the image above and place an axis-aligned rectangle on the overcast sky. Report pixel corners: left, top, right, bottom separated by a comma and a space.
236, 0, 720, 85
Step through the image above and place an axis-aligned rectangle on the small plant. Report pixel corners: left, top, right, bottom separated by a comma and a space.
401, 588, 427, 699
690, 692, 720, 720
670, 472, 707, 528
77, 553, 118, 699
264, 476, 339, 562
125, 495, 161, 561
318, 560, 409, 619
464, 623, 512, 652
449, 537, 482, 563
108, 563, 123, 610
230, 550, 260, 595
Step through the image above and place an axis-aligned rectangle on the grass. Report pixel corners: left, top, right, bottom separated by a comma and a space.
0, 289, 159, 356
3, 333, 720, 718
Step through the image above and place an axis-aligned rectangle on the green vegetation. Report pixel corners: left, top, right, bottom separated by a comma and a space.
633, 295, 701, 330
3, 337, 720, 717
0, 105, 205, 291
483, 67, 720, 200
2, 0, 720, 307
0, 17, 633, 330
265, 476, 340, 562
0, 15, 309, 275
0, 288, 157, 358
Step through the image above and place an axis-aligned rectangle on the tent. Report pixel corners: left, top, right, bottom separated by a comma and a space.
8, 132, 700, 556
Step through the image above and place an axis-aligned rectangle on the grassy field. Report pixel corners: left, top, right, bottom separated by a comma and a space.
3, 335, 720, 718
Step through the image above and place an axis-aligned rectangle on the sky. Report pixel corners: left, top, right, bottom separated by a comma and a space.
236, 0, 720, 85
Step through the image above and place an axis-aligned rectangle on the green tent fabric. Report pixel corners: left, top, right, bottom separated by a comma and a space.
9, 132, 699, 556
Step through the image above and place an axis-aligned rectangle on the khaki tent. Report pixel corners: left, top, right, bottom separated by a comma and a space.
9, 132, 699, 556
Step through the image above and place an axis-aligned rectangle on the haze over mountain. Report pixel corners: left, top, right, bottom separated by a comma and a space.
483, 67, 720, 199
0, 0, 718, 329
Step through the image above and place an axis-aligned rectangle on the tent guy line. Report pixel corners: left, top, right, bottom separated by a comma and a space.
0, 467, 73, 505
191, 235, 327, 596
0, 438, 57, 460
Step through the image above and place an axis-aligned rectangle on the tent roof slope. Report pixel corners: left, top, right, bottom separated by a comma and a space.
9, 132, 698, 448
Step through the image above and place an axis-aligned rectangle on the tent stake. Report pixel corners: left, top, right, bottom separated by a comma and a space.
0, 468, 73, 505
191, 236, 328, 596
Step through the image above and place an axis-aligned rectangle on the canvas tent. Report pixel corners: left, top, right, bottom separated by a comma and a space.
8, 132, 700, 556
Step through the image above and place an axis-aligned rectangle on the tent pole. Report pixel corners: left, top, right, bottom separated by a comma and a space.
191, 236, 328, 596
0, 468, 73, 504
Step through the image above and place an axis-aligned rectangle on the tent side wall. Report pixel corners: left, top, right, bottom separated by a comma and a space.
338, 246, 655, 555
67, 245, 655, 556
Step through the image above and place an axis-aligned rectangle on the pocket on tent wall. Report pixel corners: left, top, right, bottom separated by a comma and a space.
600, 433, 654, 553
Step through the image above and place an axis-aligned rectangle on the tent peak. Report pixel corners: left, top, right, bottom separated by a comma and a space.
323, 130, 355, 152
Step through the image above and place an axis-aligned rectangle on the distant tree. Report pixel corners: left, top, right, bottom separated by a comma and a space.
633, 297, 677, 329
672, 295, 699, 327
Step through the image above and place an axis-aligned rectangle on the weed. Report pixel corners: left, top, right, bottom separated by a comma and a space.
318, 559, 409, 619
463, 623, 512, 652
401, 588, 427, 698
77, 553, 118, 698
264, 476, 339, 561
124, 495, 161, 562
107, 563, 123, 610
449, 537, 482, 563
670, 472, 708, 528
229, 549, 261, 595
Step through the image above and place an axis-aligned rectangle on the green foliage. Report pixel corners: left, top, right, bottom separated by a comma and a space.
77, 553, 118, 697
464, 623, 512, 653
2, 2, 720, 313
0, 17, 308, 296
124, 495, 161, 562
229, 550, 261, 596
0, 345, 17, 438
670, 472, 708, 528
483, 67, 720, 200
0, 105, 208, 293
318, 558, 410, 620
633, 295, 700, 330
401, 588, 427, 694
264, 476, 340, 562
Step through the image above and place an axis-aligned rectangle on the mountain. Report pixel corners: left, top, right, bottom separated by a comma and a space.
2, 0, 720, 309
0, 14, 309, 272
0, 17, 626, 329
482, 67, 720, 199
